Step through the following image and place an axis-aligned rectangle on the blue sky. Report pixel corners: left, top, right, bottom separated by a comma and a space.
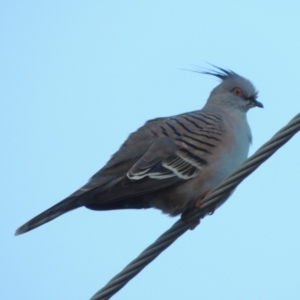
2, 1, 300, 299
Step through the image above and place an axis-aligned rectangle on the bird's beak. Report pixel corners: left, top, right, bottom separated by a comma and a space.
254, 100, 264, 108
251, 99, 264, 108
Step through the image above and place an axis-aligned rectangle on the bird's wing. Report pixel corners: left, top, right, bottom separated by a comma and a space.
76, 110, 225, 205
127, 138, 202, 180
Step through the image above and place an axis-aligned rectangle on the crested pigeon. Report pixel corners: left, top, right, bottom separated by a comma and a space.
15, 66, 263, 235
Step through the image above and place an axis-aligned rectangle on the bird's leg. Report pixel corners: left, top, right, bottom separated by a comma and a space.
181, 190, 210, 230
194, 198, 203, 208
195, 190, 211, 209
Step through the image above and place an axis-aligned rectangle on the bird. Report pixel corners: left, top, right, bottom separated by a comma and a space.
15, 66, 263, 236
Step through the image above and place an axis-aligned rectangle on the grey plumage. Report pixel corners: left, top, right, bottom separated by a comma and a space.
15, 66, 263, 235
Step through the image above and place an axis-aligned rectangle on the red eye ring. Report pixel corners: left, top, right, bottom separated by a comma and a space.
231, 87, 244, 98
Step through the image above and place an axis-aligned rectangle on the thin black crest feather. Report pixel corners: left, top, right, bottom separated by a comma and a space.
180, 63, 238, 81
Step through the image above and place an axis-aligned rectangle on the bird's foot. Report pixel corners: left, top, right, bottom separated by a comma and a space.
189, 219, 200, 230
181, 198, 202, 230
208, 204, 217, 215
180, 211, 200, 230
180, 190, 211, 230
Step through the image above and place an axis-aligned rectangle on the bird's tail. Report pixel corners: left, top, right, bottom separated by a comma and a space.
15, 196, 81, 236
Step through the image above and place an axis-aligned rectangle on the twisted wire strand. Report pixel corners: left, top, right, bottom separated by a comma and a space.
90, 113, 300, 300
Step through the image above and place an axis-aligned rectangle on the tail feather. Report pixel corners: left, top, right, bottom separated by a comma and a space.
15, 196, 81, 236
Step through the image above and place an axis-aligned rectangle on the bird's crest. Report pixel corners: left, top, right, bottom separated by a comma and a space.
182, 64, 238, 81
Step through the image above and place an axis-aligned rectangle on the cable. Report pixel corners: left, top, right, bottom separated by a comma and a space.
90, 113, 300, 300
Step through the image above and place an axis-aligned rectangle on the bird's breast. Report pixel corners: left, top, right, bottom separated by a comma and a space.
147, 109, 251, 216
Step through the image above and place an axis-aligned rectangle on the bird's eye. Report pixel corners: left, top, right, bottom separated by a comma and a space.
231, 87, 244, 98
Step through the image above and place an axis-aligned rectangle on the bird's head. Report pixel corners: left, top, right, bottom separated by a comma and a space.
197, 65, 263, 112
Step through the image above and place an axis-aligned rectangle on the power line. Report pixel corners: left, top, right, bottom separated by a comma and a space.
90, 113, 300, 300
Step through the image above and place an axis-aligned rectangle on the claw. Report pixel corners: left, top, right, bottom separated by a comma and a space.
189, 219, 200, 230
181, 210, 200, 229
208, 204, 217, 215
180, 190, 211, 230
